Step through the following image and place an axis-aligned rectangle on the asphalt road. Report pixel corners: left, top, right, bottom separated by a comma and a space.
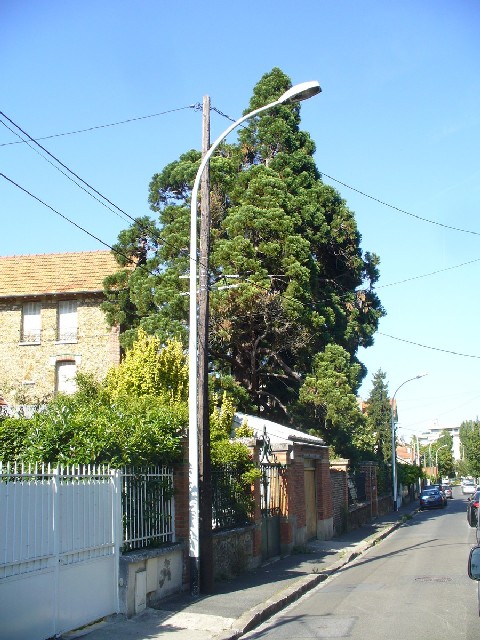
242, 486, 480, 639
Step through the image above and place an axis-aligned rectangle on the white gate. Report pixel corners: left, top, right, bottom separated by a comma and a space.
0, 464, 121, 640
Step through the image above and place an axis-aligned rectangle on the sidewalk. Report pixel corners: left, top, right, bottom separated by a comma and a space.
63, 503, 417, 640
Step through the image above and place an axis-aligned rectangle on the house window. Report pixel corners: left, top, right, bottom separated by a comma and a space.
21, 302, 41, 343
57, 300, 78, 342
55, 360, 77, 395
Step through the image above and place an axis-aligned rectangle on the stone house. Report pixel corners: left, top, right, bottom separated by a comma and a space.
0, 251, 121, 405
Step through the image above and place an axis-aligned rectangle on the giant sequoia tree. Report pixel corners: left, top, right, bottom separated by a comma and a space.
103, 68, 384, 436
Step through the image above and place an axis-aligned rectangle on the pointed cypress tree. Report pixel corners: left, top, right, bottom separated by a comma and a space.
365, 369, 392, 463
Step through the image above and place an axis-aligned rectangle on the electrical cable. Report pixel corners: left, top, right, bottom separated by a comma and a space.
212, 105, 480, 238
0, 110, 139, 225
0, 172, 159, 280
377, 257, 480, 288
0, 105, 201, 147
378, 331, 480, 359
0, 110, 186, 260
4, 106, 478, 361
321, 172, 480, 237
0, 173, 119, 253
0, 117, 131, 224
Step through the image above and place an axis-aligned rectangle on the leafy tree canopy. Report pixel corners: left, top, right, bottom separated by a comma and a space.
459, 420, 480, 478
106, 329, 188, 403
103, 67, 385, 451
297, 344, 366, 460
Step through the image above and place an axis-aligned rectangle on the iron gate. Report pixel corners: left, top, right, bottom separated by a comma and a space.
259, 428, 285, 561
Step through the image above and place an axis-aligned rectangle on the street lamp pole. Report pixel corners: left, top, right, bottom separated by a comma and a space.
391, 373, 427, 511
188, 80, 321, 594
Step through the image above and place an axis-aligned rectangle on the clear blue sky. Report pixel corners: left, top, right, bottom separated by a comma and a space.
2, 0, 479, 442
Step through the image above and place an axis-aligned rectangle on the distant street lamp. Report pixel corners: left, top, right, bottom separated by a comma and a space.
391, 373, 427, 511
188, 80, 321, 594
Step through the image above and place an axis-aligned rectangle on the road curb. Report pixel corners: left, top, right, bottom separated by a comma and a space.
215, 514, 414, 640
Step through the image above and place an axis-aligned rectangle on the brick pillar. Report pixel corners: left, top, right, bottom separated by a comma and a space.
277, 447, 295, 553
278, 445, 305, 550
316, 447, 334, 540
330, 459, 349, 504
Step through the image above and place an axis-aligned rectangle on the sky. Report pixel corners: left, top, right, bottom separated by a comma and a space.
1, 0, 480, 443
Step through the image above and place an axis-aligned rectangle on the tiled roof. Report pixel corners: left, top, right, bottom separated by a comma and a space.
0, 251, 121, 298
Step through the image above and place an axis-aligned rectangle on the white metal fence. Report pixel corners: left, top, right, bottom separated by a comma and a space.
0, 462, 175, 640
0, 462, 121, 640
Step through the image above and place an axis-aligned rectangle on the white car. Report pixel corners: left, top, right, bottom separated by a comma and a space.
462, 480, 476, 495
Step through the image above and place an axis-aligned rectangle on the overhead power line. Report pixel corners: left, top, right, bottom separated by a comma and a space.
0, 105, 200, 147
321, 172, 480, 237
377, 257, 480, 288
0, 172, 119, 253
0, 110, 139, 225
0, 172, 161, 282
211, 105, 480, 238
378, 332, 480, 359
0, 110, 183, 261
3, 102, 479, 238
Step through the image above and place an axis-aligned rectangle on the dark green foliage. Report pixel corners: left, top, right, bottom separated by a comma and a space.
397, 462, 423, 486
432, 430, 454, 478
364, 370, 392, 463
103, 67, 384, 453
297, 344, 367, 460
0, 415, 32, 462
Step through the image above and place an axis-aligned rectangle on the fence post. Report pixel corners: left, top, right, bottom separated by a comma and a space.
52, 465, 60, 637
112, 469, 122, 614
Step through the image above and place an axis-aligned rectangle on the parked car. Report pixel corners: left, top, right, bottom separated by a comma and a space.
463, 480, 476, 495
467, 543, 480, 615
441, 484, 453, 499
467, 490, 480, 527
419, 488, 447, 510
428, 483, 447, 499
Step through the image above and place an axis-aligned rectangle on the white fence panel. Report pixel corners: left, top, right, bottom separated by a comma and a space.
0, 464, 120, 640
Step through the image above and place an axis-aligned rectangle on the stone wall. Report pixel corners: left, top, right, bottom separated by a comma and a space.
119, 545, 185, 617
212, 526, 260, 581
0, 295, 120, 403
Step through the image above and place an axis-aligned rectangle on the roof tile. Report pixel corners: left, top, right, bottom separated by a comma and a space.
0, 251, 120, 297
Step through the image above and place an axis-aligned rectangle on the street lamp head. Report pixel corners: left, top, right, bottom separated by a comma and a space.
416, 372, 428, 379
278, 80, 322, 104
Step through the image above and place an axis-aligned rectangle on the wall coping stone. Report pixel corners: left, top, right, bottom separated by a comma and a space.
212, 524, 257, 540
120, 542, 185, 563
